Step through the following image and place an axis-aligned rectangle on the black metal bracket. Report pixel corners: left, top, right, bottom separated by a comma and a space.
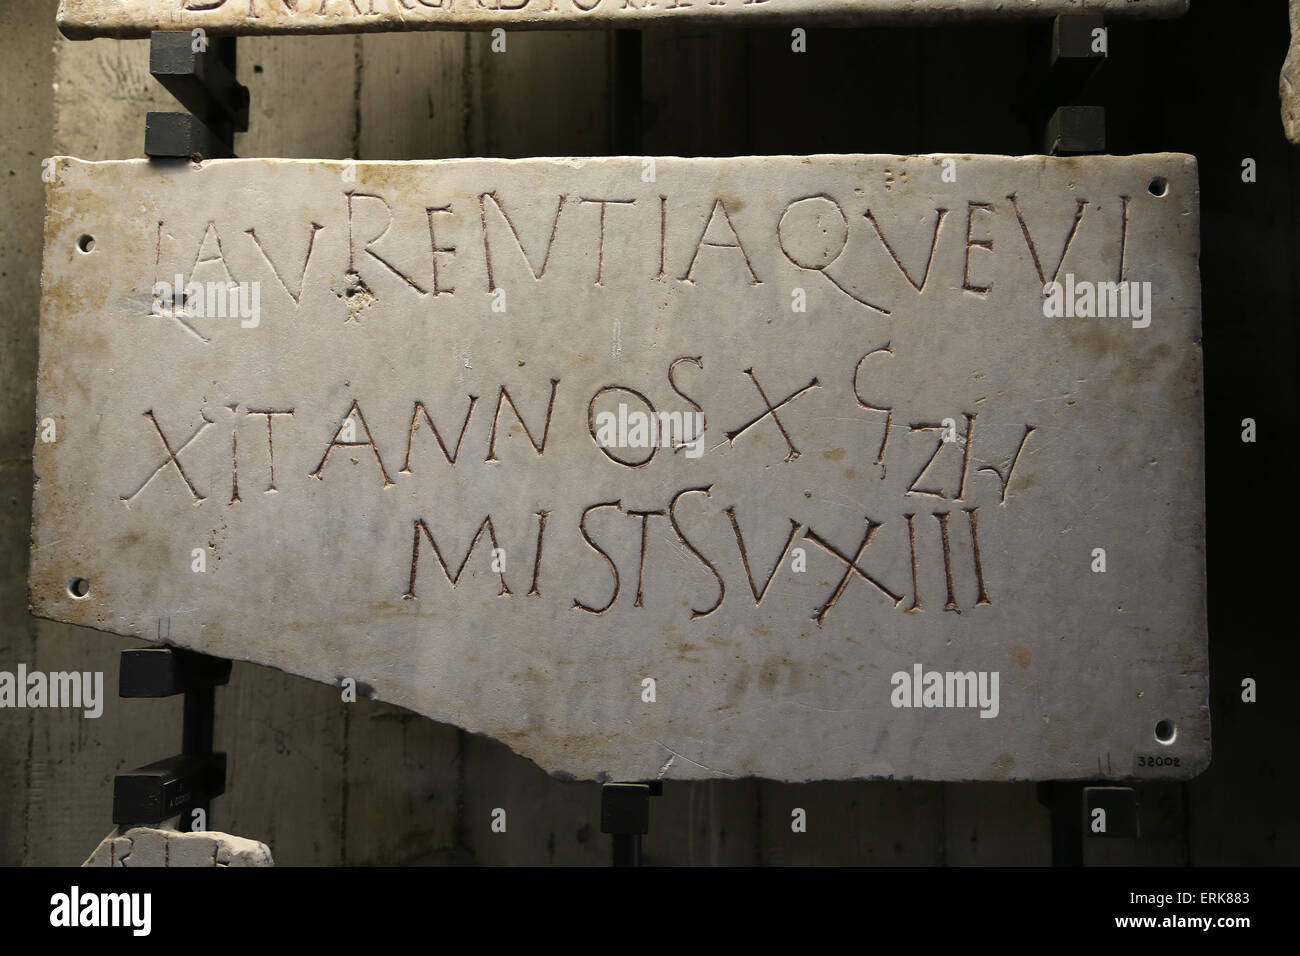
1037, 14, 1108, 155
146, 30, 248, 160
1037, 782, 1084, 866
113, 647, 230, 830
609, 30, 643, 156
1037, 781, 1139, 864
600, 781, 662, 866
1045, 105, 1107, 156
119, 646, 232, 699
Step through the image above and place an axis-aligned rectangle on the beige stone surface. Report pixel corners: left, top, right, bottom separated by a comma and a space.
32, 154, 1206, 782
82, 827, 274, 866
1284, 0, 1300, 145
57, 0, 1190, 39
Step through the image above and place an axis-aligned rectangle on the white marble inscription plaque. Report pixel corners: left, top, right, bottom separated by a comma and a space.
57, 0, 1190, 39
32, 154, 1207, 782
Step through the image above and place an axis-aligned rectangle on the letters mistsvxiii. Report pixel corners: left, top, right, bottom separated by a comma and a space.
30, 155, 1207, 782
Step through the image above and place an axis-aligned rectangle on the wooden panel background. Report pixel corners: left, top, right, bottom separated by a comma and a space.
1, 0, 1295, 865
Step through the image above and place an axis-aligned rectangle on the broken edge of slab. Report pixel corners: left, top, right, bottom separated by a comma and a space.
1283, 0, 1300, 145
82, 827, 274, 866
55, 0, 1192, 41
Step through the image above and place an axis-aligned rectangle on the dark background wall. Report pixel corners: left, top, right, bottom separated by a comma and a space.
1, 0, 1295, 865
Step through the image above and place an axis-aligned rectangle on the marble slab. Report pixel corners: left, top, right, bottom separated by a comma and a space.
83, 827, 274, 866
31, 153, 1207, 781
57, 0, 1190, 39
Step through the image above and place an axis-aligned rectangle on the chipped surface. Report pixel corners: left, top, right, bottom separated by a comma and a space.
82, 827, 273, 866
56, 0, 1190, 39
32, 154, 1207, 782
1284, 0, 1300, 145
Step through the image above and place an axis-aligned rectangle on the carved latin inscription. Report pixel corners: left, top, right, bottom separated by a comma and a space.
31, 155, 1207, 783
